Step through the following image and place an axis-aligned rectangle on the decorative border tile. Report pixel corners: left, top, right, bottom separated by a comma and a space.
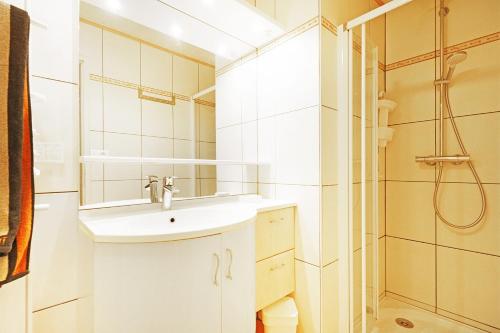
321, 17, 337, 36
386, 32, 499, 71
89, 74, 216, 107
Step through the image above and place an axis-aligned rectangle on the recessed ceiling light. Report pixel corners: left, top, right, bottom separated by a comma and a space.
106, 0, 121, 12
170, 25, 182, 39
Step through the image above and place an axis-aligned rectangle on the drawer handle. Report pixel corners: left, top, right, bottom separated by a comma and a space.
213, 253, 220, 286
270, 263, 286, 272
225, 248, 233, 280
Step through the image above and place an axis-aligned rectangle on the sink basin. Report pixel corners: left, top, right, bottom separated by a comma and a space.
80, 204, 256, 243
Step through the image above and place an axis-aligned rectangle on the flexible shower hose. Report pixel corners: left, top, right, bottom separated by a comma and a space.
433, 85, 487, 229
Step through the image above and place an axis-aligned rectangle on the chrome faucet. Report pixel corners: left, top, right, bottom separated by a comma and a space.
144, 175, 159, 203
162, 176, 178, 210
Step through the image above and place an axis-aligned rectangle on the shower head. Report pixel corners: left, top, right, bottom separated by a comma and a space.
446, 51, 467, 79
447, 51, 467, 67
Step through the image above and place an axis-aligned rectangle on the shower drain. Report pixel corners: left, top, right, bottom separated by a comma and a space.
395, 318, 414, 329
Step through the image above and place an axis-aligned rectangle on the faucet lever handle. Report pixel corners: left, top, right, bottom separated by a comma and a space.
163, 176, 177, 187
145, 175, 159, 189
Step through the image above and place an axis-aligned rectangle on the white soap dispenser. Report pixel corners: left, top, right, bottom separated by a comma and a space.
377, 91, 397, 147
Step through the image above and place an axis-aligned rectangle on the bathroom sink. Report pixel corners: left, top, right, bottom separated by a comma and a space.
79, 204, 256, 243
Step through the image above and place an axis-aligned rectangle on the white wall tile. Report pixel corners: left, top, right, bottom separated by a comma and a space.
30, 0, 78, 83
216, 68, 242, 128
242, 121, 258, 182
240, 59, 258, 122
0, 277, 27, 333
321, 262, 339, 333
31, 77, 79, 193
216, 125, 242, 182
321, 107, 338, 185
257, 117, 277, 183
258, 183, 276, 199
294, 260, 321, 333
276, 107, 320, 185
258, 27, 319, 118
276, 184, 321, 266
33, 300, 80, 333
31, 193, 79, 311
321, 28, 338, 110
175, 178, 198, 198
217, 181, 243, 194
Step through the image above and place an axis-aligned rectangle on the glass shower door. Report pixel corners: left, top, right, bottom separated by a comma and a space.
349, 26, 379, 333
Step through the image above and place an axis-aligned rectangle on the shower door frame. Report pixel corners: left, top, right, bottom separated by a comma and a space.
337, 1, 415, 332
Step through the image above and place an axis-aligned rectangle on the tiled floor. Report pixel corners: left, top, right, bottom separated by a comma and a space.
372, 297, 482, 333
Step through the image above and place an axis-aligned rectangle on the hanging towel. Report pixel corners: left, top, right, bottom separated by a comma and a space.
0, 2, 34, 287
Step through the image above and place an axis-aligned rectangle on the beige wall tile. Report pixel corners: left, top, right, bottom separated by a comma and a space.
386, 121, 435, 181
198, 64, 215, 101
437, 184, 500, 256
445, 43, 499, 117
276, 185, 321, 266
386, 60, 435, 125
141, 136, 174, 180
199, 142, 216, 179
173, 100, 196, 140
256, 0, 276, 18
442, 0, 500, 47
321, 262, 339, 333
321, 0, 369, 27
173, 139, 196, 179
322, 108, 338, 186
141, 100, 173, 138
275, 0, 318, 31
386, 181, 435, 243
200, 179, 216, 196
104, 180, 142, 202
140, 44, 172, 91
175, 179, 199, 198
172, 55, 198, 96
379, 236, 386, 296
441, 112, 499, 184
103, 85, 141, 135
378, 181, 386, 236
386, 237, 436, 306
294, 260, 321, 333
386, 0, 435, 63
103, 31, 140, 84
322, 185, 338, 266
321, 28, 338, 110
368, 14, 386, 64
437, 246, 500, 329
378, 148, 385, 180
103, 133, 141, 180
199, 105, 216, 142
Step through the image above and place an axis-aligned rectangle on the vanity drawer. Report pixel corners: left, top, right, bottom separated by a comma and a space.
256, 250, 295, 311
255, 207, 294, 261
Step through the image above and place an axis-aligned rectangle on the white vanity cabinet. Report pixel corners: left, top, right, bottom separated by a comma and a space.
90, 223, 255, 333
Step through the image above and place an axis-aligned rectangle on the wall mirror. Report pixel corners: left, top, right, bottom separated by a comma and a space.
78, 0, 281, 205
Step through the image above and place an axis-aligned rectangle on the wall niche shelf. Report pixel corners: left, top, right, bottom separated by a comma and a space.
80, 156, 261, 166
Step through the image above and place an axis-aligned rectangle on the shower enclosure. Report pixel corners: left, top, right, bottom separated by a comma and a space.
337, 0, 493, 332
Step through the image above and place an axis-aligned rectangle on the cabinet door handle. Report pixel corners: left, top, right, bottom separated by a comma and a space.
225, 248, 233, 280
213, 253, 220, 286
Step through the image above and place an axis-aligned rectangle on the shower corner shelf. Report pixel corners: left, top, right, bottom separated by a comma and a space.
79, 155, 262, 166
